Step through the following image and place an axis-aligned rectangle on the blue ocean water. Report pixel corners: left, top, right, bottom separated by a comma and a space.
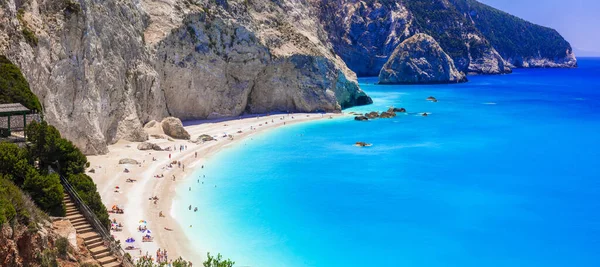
175, 58, 600, 267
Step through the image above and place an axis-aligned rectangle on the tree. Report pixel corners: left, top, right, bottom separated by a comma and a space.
26, 121, 88, 176
22, 170, 65, 216
0, 142, 32, 185
203, 252, 235, 267
67, 173, 110, 229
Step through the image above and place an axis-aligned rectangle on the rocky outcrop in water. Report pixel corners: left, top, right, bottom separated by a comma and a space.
379, 34, 467, 84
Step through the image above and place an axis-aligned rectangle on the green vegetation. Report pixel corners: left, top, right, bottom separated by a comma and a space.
135, 256, 195, 267
451, 0, 572, 63
405, 0, 485, 60
25, 121, 111, 229
0, 176, 48, 225
203, 252, 235, 267
0, 142, 65, 217
40, 248, 58, 267
17, 9, 39, 47
55, 237, 69, 258
0, 120, 109, 229
0, 55, 42, 112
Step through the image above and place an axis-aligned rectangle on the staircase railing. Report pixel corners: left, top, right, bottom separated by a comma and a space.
51, 167, 134, 267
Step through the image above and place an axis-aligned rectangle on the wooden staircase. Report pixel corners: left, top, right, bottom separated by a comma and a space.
64, 194, 122, 267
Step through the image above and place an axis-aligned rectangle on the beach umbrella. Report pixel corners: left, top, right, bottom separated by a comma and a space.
143, 229, 152, 235
125, 237, 135, 243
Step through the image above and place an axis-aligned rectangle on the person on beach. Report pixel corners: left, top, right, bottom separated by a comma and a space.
195, 152, 197, 158
169, 154, 171, 159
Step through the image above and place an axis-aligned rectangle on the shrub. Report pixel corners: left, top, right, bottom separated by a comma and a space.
67, 173, 110, 229
0, 174, 48, 226
0, 55, 42, 111
0, 142, 32, 185
203, 252, 234, 267
22, 171, 65, 217
40, 249, 58, 267
55, 237, 69, 258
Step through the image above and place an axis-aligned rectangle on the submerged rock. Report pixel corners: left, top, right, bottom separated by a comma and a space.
354, 116, 369, 121
426, 96, 438, 102
378, 34, 467, 84
421, 113, 429, 117
366, 112, 380, 119
380, 111, 396, 118
355, 142, 372, 147
391, 107, 407, 113
161, 117, 190, 140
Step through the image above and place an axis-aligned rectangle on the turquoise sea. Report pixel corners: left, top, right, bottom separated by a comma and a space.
175, 58, 600, 266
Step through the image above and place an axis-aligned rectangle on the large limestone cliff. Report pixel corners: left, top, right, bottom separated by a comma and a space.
317, 0, 510, 77
0, 0, 371, 154
379, 34, 467, 84
317, 0, 572, 77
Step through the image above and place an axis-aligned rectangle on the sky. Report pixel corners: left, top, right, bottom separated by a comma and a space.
479, 0, 600, 56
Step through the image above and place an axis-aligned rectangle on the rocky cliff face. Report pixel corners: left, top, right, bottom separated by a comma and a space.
450, 0, 577, 68
318, 0, 570, 77
0, 0, 574, 154
317, 0, 511, 77
0, 0, 371, 154
379, 33, 467, 84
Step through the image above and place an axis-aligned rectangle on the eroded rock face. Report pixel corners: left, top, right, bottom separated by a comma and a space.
161, 117, 190, 140
379, 34, 467, 84
317, 0, 510, 76
0, 0, 371, 154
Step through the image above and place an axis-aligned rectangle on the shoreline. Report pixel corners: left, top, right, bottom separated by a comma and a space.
86, 112, 341, 263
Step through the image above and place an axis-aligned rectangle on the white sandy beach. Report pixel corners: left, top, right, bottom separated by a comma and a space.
86, 113, 340, 264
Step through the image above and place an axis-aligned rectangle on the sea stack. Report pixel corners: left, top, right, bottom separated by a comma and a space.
378, 34, 467, 84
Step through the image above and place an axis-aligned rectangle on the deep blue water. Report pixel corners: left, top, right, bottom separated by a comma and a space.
175, 58, 600, 266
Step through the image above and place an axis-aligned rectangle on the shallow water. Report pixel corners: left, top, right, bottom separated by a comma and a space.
175, 58, 600, 267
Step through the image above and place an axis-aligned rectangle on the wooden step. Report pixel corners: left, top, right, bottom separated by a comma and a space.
85, 236, 103, 245
71, 217, 87, 224
75, 226, 94, 234
102, 261, 122, 267
80, 232, 100, 241
72, 220, 89, 228
97, 255, 117, 265
66, 210, 79, 216
90, 246, 109, 256
86, 239, 104, 249
67, 214, 84, 220
94, 251, 111, 259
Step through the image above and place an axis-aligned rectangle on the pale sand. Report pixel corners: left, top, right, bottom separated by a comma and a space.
87, 113, 341, 263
